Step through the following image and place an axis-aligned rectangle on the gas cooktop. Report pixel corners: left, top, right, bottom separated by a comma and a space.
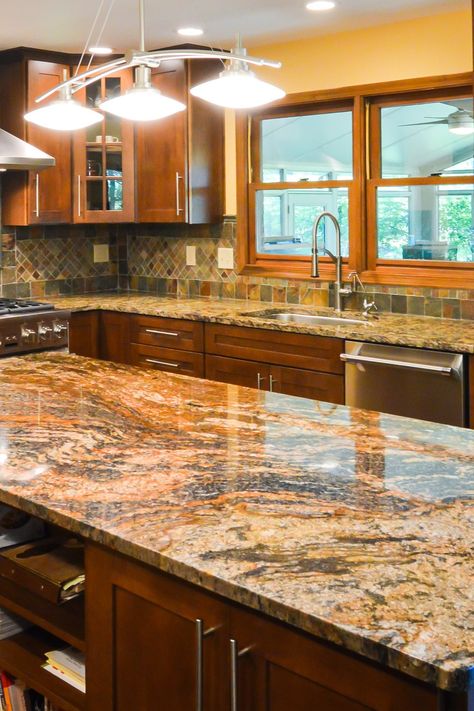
0, 299, 55, 316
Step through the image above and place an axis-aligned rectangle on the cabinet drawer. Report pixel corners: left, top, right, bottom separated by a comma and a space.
205, 324, 343, 374
205, 355, 271, 390
272, 366, 344, 404
130, 315, 204, 352
130, 344, 204, 377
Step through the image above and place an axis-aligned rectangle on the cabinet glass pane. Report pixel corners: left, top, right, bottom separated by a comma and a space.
105, 78, 122, 142
260, 111, 353, 182
87, 181, 103, 211
377, 184, 474, 261
106, 179, 123, 211
380, 97, 474, 178
256, 187, 349, 256
106, 148, 122, 175
86, 148, 103, 176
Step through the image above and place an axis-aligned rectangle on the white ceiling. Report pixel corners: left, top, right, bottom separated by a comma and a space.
0, 0, 469, 53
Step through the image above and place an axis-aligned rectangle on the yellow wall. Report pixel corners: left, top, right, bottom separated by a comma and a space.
225, 8, 473, 214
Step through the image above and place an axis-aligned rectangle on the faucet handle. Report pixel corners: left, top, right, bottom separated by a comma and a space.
362, 298, 378, 317
348, 271, 365, 293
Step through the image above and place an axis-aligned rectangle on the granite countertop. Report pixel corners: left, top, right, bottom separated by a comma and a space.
0, 353, 472, 691
49, 293, 474, 354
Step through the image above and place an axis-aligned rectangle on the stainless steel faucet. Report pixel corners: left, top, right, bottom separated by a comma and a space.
311, 211, 351, 313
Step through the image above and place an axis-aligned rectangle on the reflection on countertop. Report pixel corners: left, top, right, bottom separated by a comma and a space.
48, 293, 474, 353
0, 352, 472, 691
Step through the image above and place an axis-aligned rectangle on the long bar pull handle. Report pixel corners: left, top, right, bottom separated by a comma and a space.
77, 175, 82, 217
340, 353, 453, 376
230, 639, 252, 711
257, 372, 265, 390
195, 619, 217, 711
145, 358, 179, 368
145, 328, 180, 337
34, 173, 40, 217
176, 172, 184, 216
269, 374, 278, 392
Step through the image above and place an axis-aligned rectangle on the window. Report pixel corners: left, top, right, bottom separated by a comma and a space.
237, 73, 474, 286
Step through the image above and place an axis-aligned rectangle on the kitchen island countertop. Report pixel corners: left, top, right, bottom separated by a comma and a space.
0, 353, 472, 692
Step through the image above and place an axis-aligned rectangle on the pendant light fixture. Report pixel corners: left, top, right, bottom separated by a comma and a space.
190, 40, 285, 109
25, 0, 284, 130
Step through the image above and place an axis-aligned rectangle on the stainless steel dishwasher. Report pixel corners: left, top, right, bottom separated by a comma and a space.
342, 341, 466, 426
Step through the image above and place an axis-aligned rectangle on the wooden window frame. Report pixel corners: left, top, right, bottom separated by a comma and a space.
236, 72, 474, 287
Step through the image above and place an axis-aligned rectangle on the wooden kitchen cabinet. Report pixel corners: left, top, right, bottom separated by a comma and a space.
72, 69, 135, 223
136, 59, 224, 224
86, 544, 229, 711
205, 354, 271, 390
0, 52, 72, 225
99, 311, 130, 363
68, 311, 100, 358
86, 544, 439, 711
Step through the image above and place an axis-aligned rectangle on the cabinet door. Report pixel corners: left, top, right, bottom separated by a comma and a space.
72, 70, 134, 223
270, 365, 344, 403
68, 311, 99, 358
99, 311, 130, 363
27, 61, 72, 224
205, 354, 270, 390
229, 607, 437, 711
86, 544, 229, 711
136, 60, 187, 223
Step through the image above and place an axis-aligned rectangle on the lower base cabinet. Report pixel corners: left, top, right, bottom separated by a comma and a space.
86, 544, 439, 711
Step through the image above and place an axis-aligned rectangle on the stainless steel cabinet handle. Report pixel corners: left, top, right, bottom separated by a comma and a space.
257, 372, 266, 390
340, 353, 453, 376
176, 172, 184, 216
35, 173, 40, 217
269, 375, 278, 392
195, 619, 217, 711
77, 175, 82, 217
145, 358, 179, 368
230, 639, 252, 711
145, 328, 179, 337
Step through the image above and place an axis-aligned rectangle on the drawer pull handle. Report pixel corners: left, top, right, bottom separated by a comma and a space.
145, 358, 179, 368
195, 619, 217, 711
145, 328, 180, 337
269, 375, 278, 392
230, 639, 252, 711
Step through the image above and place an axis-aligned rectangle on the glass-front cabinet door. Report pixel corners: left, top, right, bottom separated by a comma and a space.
73, 70, 134, 222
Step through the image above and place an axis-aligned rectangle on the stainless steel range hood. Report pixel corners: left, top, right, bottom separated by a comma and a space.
0, 129, 55, 170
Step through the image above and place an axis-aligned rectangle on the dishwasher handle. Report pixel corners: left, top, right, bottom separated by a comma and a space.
340, 352, 454, 376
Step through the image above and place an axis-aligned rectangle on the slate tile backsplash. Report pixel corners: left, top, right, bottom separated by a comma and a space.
2, 217, 474, 320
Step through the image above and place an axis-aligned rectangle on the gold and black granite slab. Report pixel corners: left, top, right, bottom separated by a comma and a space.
48, 294, 474, 354
0, 353, 472, 691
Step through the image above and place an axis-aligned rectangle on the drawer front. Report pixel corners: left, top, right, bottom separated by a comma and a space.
205, 324, 343, 374
130, 315, 204, 352
205, 355, 271, 390
130, 344, 204, 378
271, 365, 344, 404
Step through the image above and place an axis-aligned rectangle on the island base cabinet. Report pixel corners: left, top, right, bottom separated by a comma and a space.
85, 545, 445, 711
85, 545, 229, 711
228, 607, 438, 711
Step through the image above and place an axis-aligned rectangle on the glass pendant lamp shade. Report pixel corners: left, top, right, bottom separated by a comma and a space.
190, 62, 285, 109
25, 96, 103, 131
448, 111, 474, 135
100, 66, 186, 121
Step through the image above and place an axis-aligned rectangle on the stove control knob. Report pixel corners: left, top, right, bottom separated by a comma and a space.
53, 322, 68, 339
21, 327, 36, 344
38, 323, 53, 340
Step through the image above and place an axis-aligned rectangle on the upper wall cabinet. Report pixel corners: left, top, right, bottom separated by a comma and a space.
72, 69, 135, 223
136, 59, 224, 224
0, 55, 72, 225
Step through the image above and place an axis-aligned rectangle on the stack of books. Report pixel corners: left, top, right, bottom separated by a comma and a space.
42, 646, 85, 694
0, 609, 31, 641
0, 673, 60, 711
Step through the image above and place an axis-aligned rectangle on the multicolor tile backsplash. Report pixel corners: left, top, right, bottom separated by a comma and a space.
2, 217, 474, 320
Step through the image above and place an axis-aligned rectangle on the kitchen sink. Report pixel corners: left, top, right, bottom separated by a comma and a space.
244, 311, 372, 327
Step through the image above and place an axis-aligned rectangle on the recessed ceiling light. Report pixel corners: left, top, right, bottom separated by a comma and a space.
177, 27, 204, 37
306, 1, 336, 10
88, 46, 114, 55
